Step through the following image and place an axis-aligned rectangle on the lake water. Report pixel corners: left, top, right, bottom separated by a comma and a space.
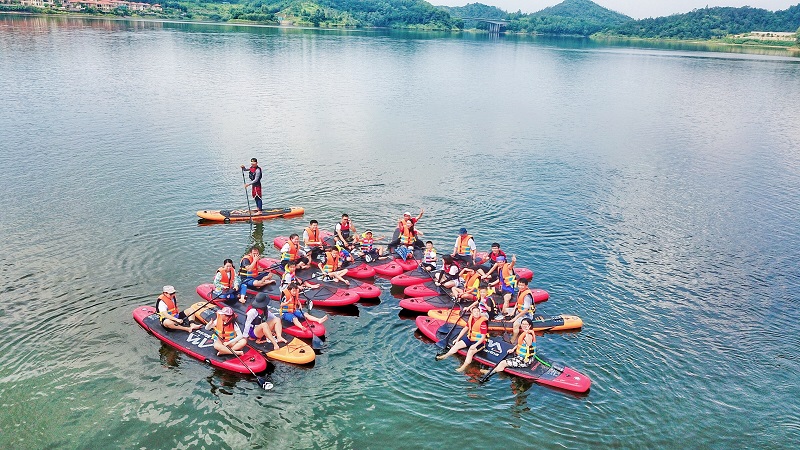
1, 14, 799, 449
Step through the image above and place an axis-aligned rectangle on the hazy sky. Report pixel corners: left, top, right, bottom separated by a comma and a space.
435, 1, 799, 19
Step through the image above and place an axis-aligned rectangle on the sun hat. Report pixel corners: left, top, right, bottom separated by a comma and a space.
163, 285, 176, 294
219, 307, 234, 316
251, 293, 271, 310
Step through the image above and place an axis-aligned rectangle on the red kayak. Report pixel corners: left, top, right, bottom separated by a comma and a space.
415, 316, 590, 393
133, 305, 268, 374
391, 266, 535, 287
195, 284, 325, 339
403, 282, 549, 303
258, 258, 379, 301
273, 233, 377, 279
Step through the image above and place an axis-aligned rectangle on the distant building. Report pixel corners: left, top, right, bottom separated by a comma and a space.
735, 31, 797, 42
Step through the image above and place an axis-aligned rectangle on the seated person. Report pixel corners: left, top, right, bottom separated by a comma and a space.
421, 240, 437, 271
454, 266, 484, 301
204, 307, 247, 356
243, 293, 286, 348
477, 242, 507, 277
279, 283, 329, 332
238, 246, 277, 303
280, 233, 311, 269
317, 247, 350, 285
334, 214, 359, 249
465, 284, 502, 320
505, 278, 538, 342
357, 230, 388, 262
433, 255, 461, 297
435, 306, 488, 372
303, 220, 325, 259
485, 255, 517, 312
155, 285, 201, 333
213, 259, 240, 301
388, 219, 420, 260
482, 318, 536, 380
451, 227, 476, 265
337, 245, 355, 268
399, 209, 424, 227
280, 261, 319, 290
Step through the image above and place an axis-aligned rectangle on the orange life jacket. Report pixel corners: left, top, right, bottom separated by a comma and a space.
516, 330, 536, 359
280, 288, 299, 314
214, 312, 237, 342
240, 256, 261, 278
516, 288, 534, 314
500, 263, 517, 289
305, 227, 321, 247
400, 226, 416, 246
466, 314, 487, 341
217, 266, 236, 289
456, 235, 473, 255
156, 293, 179, 317
462, 272, 482, 295
281, 240, 300, 262
321, 251, 339, 273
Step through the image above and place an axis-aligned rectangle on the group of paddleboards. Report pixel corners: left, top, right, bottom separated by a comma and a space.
136, 163, 590, 393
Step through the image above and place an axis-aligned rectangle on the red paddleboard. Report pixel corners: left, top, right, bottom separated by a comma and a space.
404, 282, 549, 303
415, 316, 590, 393
133, 306, 267, 374
398, 295, 455, 312
258, 258, 376, 302
195, 284, 325, 339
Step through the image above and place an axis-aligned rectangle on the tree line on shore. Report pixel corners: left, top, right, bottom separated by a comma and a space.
3, 0, 799, 44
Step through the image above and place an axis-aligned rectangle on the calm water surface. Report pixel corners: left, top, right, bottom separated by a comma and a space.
1, 15, 799, 449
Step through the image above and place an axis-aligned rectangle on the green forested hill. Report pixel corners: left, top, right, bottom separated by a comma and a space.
506, 0, 632, 35
613, 4, 800, 39
437, 2, 506, 19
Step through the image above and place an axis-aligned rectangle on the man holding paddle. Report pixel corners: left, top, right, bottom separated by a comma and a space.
241, 158, 263, 213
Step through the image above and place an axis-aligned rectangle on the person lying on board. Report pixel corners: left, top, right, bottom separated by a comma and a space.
303, 220, 325, 259
238, 246, 277, 303
482, 318, 537, 378
243, 293, 286, 348
279, 283, 329, 332
451, 227, 476, 265
357, 229, 388, 262
505, 278, 539, 342
436, 306, 488, 372
280, 233, 311, 270
484, 255, 517, 314
421, 241, 437, 272
317, 247, 350, 285
213, 259, 240, 301
334, 213, 359, 250
156, 285, 202, 333
281, 261, 320, 290
205, 307, 247, 356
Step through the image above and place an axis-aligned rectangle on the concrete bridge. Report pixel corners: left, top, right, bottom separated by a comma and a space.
459, 17, 509, 34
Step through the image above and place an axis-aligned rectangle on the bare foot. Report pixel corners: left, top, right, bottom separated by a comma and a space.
235, 350, 244, 356
435, 354, 447, 361
319, 315, 329, 324
479, 368, 490, 374
189, 324, 202, 331
239, 297, 247, 304
455, 366, 466, 373
343, 280, 350, 286
255, 338, 267, 344
278, 337, 288, 344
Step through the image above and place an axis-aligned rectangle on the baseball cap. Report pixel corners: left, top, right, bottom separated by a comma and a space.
459, 227, 468, 235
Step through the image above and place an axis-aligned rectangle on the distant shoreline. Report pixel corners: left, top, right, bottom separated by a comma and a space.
3, 11, 798, 54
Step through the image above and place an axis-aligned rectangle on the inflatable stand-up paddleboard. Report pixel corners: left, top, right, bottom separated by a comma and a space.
189, 302, 315, 365
416, 316, 590, 393
197, 206, 304, 223
133, 306, 267, 374
195, 285, 325, 339
426, 308, 583, 332
391, 266, 535, 287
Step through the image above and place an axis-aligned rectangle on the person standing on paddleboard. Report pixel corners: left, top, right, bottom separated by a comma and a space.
241, 158, 263, 213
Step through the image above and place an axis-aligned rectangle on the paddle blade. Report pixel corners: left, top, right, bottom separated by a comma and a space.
311, 334, 324, 350
257, 377, 274, 391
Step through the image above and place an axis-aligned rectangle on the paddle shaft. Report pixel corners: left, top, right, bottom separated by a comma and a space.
211, 327, 272, 390
241, 171, 253, 224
